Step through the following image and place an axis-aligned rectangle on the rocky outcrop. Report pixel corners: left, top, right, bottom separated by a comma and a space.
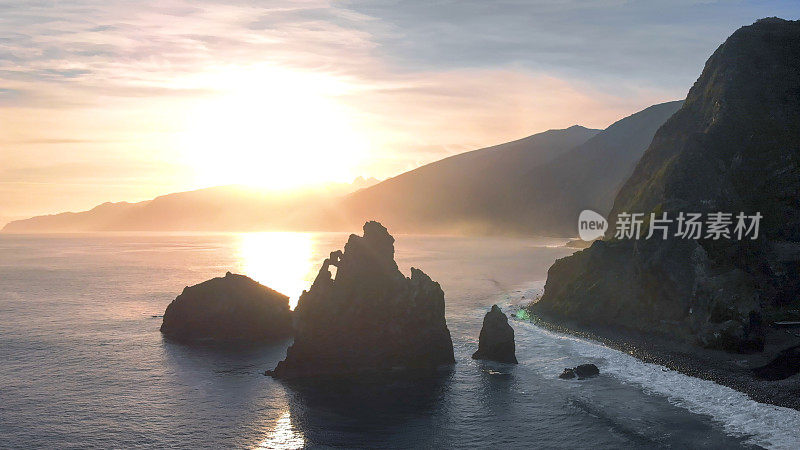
532, 18, 800, 354
472, 305, 518, 364
559, 368, 576, 379
753, 345, 800, 380
558, 364, 600, 379
574, 364, 600, 378
160, 272, 293, 343
267, 221, 455, 379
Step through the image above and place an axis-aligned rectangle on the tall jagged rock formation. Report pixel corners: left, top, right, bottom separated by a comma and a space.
533, 18, 800, 353
268, 221, 455, 379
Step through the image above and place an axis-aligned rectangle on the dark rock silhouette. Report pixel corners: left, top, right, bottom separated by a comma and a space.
267, 221, 455, 379
533, 18, 800, 353
558, 364, 599, 379
753, 345, 800, 381
574, 364, 600, 379
160, 272, 292, 343
472, 305, 518, 364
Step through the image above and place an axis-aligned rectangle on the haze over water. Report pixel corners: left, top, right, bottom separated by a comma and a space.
1, 233, 798, 448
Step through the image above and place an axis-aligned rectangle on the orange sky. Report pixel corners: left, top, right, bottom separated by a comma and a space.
3, 1, 794, 225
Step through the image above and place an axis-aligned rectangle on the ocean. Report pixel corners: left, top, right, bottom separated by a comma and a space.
1, 233, 799, 449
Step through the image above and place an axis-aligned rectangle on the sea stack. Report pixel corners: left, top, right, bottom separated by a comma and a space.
472, 305, 518, 364
267, 221, 455, 379
160, 272, 293, 343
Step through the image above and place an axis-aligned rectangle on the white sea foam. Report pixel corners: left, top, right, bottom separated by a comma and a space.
510, 307, 800, 450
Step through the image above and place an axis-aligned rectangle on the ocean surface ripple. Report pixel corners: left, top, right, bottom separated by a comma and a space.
1, 233, 795, 449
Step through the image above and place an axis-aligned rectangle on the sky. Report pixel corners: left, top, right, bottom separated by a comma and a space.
1, 0, 798, 223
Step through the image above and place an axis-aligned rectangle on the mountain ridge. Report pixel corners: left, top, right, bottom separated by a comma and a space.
3, 125, 598, 233
3, 102, 681, 235
338, 124, 602, 235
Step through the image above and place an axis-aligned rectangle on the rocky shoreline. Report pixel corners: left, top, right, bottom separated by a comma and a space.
524, 18, 800, 413
528, 311, 800, 411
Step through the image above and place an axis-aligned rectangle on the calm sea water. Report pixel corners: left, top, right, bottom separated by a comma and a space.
1, 233, 799, 449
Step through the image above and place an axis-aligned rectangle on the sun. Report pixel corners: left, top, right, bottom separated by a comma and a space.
179, 66, 370, 190
236, 232, 317, 310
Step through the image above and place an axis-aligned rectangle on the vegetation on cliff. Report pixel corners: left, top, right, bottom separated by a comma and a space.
533, 18, 800, 354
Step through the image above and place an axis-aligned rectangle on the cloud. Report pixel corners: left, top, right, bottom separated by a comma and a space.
340, 0, 800, 92
0, 161, 188, 183
0, 0, 792, 107
0, 137, 118, 144
1, 0, 793, 109
343, 68, 673, 169
0, 0, 797, 218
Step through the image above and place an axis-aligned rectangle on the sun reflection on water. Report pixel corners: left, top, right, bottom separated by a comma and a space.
236, 232, 319, 309
257, 411, 305, 449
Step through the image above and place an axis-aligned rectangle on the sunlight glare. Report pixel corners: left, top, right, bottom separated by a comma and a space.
257, 411, 304, 450
236, 232, 318, 309
180, 66, 370, 190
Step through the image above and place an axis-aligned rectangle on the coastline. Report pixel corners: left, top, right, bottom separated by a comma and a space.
527, 311, 800, 411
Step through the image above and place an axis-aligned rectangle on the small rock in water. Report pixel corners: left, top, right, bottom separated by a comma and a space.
558, 364, 599, 379
574, 364, 600, 379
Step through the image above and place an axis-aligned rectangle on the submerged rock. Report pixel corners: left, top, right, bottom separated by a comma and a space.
160, 272, 293, 343
753, 345, 800, 380
472, 305, 518, 364
268, 221, 455, 379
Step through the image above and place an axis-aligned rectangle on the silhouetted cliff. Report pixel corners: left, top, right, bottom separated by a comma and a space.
268, 221, 454, 378
533, 18, 800, 353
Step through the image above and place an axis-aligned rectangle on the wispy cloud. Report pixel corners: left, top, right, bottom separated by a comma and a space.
0, 0, 797, 219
